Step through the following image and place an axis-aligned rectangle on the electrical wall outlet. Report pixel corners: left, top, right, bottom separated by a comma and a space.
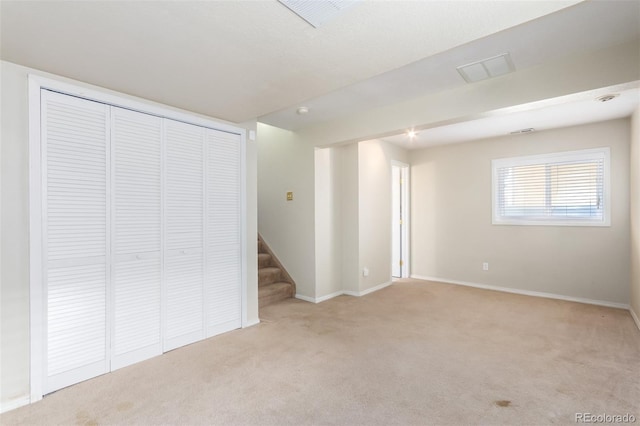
482, 262, 489, 271
363, 267, 369, 277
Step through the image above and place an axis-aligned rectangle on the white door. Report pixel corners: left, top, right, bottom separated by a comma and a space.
110, 107, 163, 369
391, 163, 409, 278
392, 166, 401, 278
205, 130, 242, 337
164, 119, 205, 351
42, 90, 110, 393
35, 85, 245, 397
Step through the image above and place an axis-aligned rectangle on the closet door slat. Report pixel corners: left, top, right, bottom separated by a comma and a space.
205, 130, 242, 337
43, 90, 110, 393
164, 119, 205, 351
111, 107, 163, 370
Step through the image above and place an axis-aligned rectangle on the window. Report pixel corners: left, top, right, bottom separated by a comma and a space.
492, 148, 610, 226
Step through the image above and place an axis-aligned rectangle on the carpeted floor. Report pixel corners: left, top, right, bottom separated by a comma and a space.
2, 279, 639, 425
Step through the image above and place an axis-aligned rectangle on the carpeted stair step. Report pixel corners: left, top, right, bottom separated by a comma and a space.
259, 282, 295, 307
257, 235, 296, 308
258, 266, 282, 286
258, 253, 272, 269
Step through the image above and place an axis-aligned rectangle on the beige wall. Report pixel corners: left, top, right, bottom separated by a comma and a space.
0, 60, 259, 410
411, 119, 630, 305
339, 144, 360, 295
358, 140, 409, 292
312, 139, 409, 298
314, 148, 342, 298
1, 61, 30, 409
630, 107, 640, 324
256, 123, 316, 298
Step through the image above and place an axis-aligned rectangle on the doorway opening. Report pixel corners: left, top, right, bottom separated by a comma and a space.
392, 162, 409, 278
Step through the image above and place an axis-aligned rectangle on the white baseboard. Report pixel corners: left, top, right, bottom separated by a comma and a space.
630, 307, 640, 332
0, 395, 30, 414
243, 318, 260, 328
295, 294, 316, 303
296, 281, 393, 304
315, 290, 345, 303
410, 275, 630, 310
359, 280, 393, 296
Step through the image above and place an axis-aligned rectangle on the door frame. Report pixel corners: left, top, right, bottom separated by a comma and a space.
391, 161, 410, 278
28, 75, 248, 403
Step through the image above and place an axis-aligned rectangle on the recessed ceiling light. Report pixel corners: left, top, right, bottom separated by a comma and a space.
457, 53, 515, 83
297, 106, 309, 115
407, 130, 417, 139
595, 94, 619, 102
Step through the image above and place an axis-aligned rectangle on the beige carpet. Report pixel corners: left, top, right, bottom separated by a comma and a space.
2, 279, 639, 425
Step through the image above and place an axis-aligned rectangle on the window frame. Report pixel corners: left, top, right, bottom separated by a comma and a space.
491, 147, 611, 227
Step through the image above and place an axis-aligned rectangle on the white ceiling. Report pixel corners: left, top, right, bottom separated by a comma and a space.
380, 87, 640, 150
1, 0, 581, 123
260, 0, 640, 130
2, 0, 638, 146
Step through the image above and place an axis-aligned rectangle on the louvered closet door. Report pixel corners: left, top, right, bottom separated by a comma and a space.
42, 90, 110, 393
111, 107, 162, 369
205, 130, 242, 337
164, 119, 205, 351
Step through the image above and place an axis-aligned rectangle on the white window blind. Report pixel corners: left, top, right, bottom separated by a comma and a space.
492, 148, 610, 226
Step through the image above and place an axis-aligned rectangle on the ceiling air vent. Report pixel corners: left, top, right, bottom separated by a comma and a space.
457, 53, 515, 83
278, 0, 362, 28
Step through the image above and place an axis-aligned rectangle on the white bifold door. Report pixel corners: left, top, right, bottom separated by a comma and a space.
43, 91, 111, 392
111, 107, 163, 370
164, 119, 206, 351
40, 90, 243, 394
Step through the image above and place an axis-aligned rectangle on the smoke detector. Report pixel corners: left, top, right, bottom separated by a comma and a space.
296, 106, 309, 115
596, 94, 619, 103
510, 128, 535, 135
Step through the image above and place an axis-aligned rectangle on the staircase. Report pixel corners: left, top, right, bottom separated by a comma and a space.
258, 235, 296, 308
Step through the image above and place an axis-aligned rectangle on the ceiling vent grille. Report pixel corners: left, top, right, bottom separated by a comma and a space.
278, 0, 361, 28
457, 53, 515, 83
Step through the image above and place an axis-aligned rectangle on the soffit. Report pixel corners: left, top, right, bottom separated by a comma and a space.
380, 87, 640, 150
0, 0, 580, 123
260, 0, 640, 130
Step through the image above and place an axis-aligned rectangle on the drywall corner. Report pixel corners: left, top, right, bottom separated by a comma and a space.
314, 147, 342, 299
340, 143, 360, 294
357, 139, 409, 293
239, 119, 259, 327
630, 106, 640, 325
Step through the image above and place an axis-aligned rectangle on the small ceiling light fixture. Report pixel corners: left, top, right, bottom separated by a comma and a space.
510, 128, 535, 135
457, 53, 516, 83
407, 130, 417, 139
596, 94, 619, 103
296, 106, 309, 115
